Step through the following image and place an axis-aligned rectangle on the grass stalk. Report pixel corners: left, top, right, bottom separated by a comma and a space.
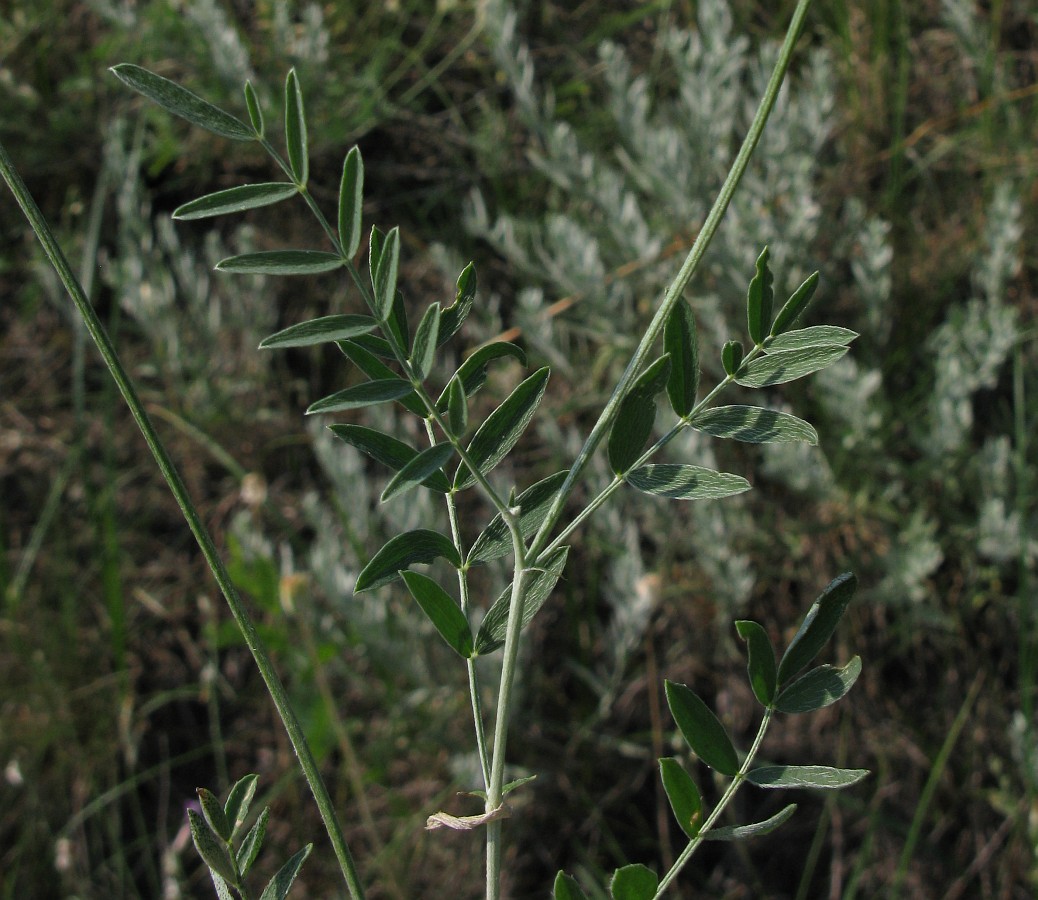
0, 138, 367, 900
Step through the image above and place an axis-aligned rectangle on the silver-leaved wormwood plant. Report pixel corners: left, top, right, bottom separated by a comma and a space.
0, 1, 869, 898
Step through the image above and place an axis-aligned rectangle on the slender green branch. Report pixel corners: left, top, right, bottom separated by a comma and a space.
527, 0, 815, 560
0, 138, 367, 900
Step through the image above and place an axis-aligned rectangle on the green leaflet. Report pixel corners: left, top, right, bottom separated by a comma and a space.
336, 340, 425, 416
665, 680, 740, 776
770, 271, 819, 337
777, 573, 857, 684
410, 302, 441, 381
607, 355, 671, 475
721, 340, 744, 376
236, 807, 269, 876
354, 529, 462, 592
435, 342, 528, 411
766, 324, 858, 352
734, 344, 849, 388
223, 774, 259, 840
306, 378, 413, 414
439, 262, 477, 345
198, 787, 232, 841
468, 471, 568, 564
554, 872, 589, 900
664, 299, 700, 418
338, 146, 364, 258
454, 367, 550, 490
702, 804, 797, 841
329, 424, 451, 493
259, 314, 376, 349
188, 809, 236, 885
110, 64, 254, 141
243, 81, 264, 136
735, 620, 777, 706
446, 375, 468, 435
690, 405, 817, 445
774, 656, 862, 713
659, 757, 702, 839
400, 571, 473, 658
173, 183, 298, 220
610, 864, 658, 900
258, 844, 313, 900
381, 442, 454, 502
371, 226, 400, 322
474, 547, 569, 654
746, 765, 869, 790
625, 464, 750, 501
284, 70, 308, 186
216, 250, 343, 275
746, 246, 774, 346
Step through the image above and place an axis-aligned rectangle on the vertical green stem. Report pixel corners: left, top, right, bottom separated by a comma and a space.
528, 0, 816, 562
0, 139, 367, 900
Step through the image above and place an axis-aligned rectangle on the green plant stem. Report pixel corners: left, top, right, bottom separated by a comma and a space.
527, 0, 815, 561
653, 708, 774, 898
0, 138, 367, 900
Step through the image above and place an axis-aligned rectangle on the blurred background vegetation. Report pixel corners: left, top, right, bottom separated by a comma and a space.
1, 0, 1035, 897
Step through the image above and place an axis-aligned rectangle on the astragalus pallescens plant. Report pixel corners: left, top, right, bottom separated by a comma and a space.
0, 1, 867, 897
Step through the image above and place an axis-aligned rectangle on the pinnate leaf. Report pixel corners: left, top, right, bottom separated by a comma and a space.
306, 378, 413, 414
260, 314, 376, 349
258, 843, 312, 900
401, 571, 473, 658
777, 573, 857, 684
702, 804, 797, 841
746, 765, 869, 790
454, 367, 549, 489
774, 656, 862, 713
610, 863, 658, 900
355, 529, 461, 593
111, 64, 254, 141
664, 299, 699, 417
735, 620, 777, 706
607, 355, 671, 474
626, 464, 750, 501
665, 681, 739, 776
174, 183, 297, 220
659, 757, 702, 839
735, 345, 848, 388
216, 250, 343, 275
691, 406, 817, 445
338, 146, 364, 257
